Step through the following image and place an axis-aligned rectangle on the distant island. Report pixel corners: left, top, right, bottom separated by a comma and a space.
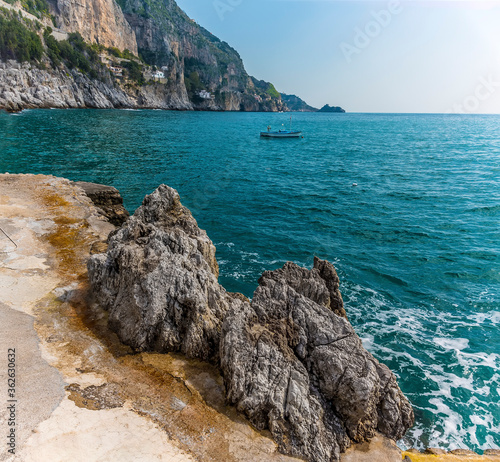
318, 104, 346, 113
279, 95, 346, 113
280, 93, 318, 112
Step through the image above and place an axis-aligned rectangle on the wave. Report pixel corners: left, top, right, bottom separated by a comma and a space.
467, 205, 500, 215
343, 279, 500, 453
364, 267, 409, 287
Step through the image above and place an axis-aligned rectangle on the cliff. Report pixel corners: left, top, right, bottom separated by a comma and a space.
0, 58, 197, 111
49, 0, 138, 55
0, 0, 290, 111
118, 0, 286, 111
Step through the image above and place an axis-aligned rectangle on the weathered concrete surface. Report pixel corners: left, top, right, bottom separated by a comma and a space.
0, 302, 66, 454
0, 174, 301, 462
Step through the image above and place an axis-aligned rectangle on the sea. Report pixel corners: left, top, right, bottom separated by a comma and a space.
0, 109, 498, 453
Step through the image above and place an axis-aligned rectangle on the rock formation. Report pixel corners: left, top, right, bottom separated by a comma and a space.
0, 60, 196, 112
50, 0, 138, 55
73, 181, 129, 226
220, 261, 413, 462
88, 185, 229, 360
280, 93, 318, 112
87, 184, 414, 462
0, 61, 130, 111
118, 0, 287, 112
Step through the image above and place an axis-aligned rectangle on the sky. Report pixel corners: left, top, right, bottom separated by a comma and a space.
174, 0, 500, 113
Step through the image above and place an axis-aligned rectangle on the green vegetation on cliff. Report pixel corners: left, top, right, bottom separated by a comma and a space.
106, 46, 139, 61
3, 0, 50, 19
45, 31, 101, 79
0, 8, 104, 79
184, 71, 202, 96
0, 13, 43, 62
266, 83, 280, 99
122, 59, 144, 84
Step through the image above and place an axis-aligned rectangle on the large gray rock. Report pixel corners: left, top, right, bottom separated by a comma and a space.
87, 184, 228, 360
220, 261, 414, 462
88, 184, 413, 462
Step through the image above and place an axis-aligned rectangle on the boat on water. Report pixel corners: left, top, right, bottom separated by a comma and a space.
260, 116, 302, 138
260, 129, 302, 138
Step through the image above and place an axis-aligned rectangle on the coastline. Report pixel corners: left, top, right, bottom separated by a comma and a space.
0, 173, 497, 462
0, 59, 288, 113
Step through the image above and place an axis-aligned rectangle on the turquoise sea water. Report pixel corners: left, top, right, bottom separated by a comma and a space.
1, 109, 499, 452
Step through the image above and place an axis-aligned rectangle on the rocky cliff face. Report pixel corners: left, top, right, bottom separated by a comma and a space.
0, 59, 195, 111
0, 0, 305, 111
49, 0, 138, 54
0, 60, 129, 111
118, 0, 285, 111
87, 184, 414, 462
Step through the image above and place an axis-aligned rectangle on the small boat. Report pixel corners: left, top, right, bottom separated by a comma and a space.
260, 129, 302, 138
260, 116, 302, 138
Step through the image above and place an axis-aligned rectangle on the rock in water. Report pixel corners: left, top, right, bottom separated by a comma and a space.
88, 184, 414, 462
220, 261, 414, 462
87, 184, 229, 360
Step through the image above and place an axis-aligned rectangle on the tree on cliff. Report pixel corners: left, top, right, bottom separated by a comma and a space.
0, 15, 43, 62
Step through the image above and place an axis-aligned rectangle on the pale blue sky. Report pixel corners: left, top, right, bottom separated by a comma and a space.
175, 0, 500, 113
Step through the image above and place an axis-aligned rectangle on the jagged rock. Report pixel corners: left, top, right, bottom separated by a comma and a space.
87, 184, 228, 360
220, 261, 414, 462
88, 184, 414, 462
73, 181, 129, 227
